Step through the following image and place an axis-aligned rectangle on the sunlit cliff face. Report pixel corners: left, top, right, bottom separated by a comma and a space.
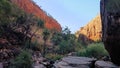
10, 0, 62, 32
77, 15, 102, 42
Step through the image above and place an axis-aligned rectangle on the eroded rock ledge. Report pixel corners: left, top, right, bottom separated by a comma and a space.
54, 56, 119, 68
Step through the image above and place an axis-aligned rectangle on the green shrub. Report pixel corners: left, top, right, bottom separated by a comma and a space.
57, 40, 75, 54
45, 53, 63, 61
77, 49, 87, 57
10, 50, 32, 68
0, 0, 12, 25
51, 27, 77, 54
29, 40, 41, 51
75, 42, 84, 52
86, 43, 108, 58
77, 42, 108, 59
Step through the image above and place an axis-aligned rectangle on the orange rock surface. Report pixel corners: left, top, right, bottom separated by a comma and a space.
77, 14, 102, 42
10, 0, 62, 31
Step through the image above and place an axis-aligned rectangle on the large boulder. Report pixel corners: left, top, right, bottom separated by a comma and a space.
100, 0, 120, 65
95, 61, 118, 68
54, 56, 96, 68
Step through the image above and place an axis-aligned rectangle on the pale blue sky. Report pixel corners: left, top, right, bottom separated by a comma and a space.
33, 0, 100, 33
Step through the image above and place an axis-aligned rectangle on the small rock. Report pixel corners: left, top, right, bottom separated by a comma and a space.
33, 64, 45, 68
0, 63, 3, 68
67, 52, 77, 56
95, 61, 119, 68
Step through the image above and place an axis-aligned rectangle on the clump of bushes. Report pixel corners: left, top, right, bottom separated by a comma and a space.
56, 40, 75, 54
77, 42, 108, 59
51, 27, 77, 54
77, 49, 87, 57
9, 50, 33, 68
45, 53, 63, 61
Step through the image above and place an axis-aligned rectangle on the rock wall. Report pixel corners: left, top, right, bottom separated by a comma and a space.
10, 0, 62, 31
76, 15, 102, 44
100, 0, 120, 65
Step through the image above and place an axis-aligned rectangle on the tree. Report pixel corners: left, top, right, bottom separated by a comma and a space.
13, 13, 45, 48
42, 29, 50, 57
10, 50, 32, 68
0, 0, 12, 25
51, 32, 62, 45
51, 27, 77, 54
0, 0, 45, 49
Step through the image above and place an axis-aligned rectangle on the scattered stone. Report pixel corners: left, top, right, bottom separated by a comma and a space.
101, 56, 110, 61
33, 64, 45, 68
95, 61, 119, 68
67, 52, 77, 56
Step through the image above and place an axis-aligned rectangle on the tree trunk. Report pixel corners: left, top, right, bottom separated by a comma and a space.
43, 40, 46, 57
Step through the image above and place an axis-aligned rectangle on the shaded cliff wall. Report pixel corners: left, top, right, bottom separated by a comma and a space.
100, 0, 120, 65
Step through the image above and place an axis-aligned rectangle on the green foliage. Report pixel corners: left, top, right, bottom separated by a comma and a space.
30, 40, 40, 50
86, 43, 108, 58
45, 53, 63, 61
0, 0, 12, 25
74, 41, 84, 51
0, 0, 11, 14
43, 29, 50, 41
24, 40, 39, 51
37, 19, 44, 28
42, 29, 50, 57
77, 42, 108, 59
10, 50, 33, 68
51, 27, 78, 54
0, 0, 46, 57
51, 32, 62, 45
0, 0, 22, 25
77, 49, 87, 57
57, 40, 75, 54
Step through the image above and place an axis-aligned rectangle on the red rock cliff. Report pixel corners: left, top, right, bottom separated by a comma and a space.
76, 15, 102, 43
10, 0, 62, 31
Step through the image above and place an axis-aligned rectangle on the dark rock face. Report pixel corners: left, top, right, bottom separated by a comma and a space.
100, 0, 120, 65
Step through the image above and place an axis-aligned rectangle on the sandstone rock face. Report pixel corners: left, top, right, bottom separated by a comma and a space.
10, 0, 62, 31
100, 0, 120, 65
95, 61, 118, 68
76, 15, 102, 44
54, 56, 96, 68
